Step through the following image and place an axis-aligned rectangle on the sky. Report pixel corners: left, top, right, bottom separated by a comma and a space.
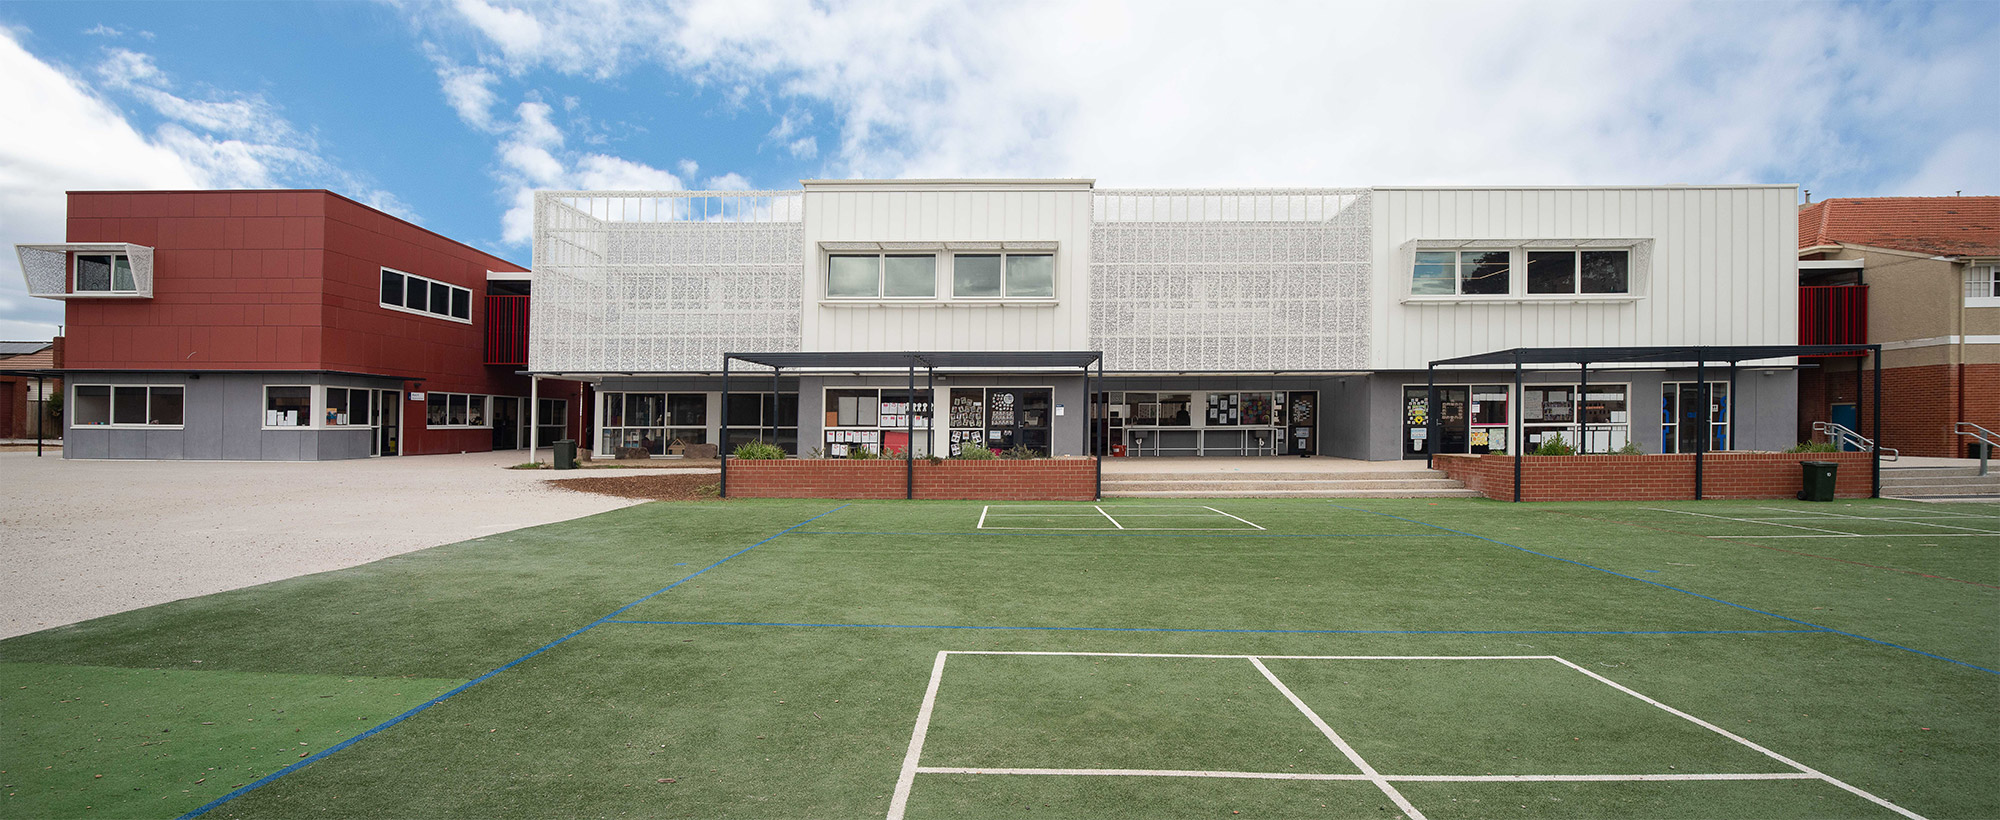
1, 0, 1995, 342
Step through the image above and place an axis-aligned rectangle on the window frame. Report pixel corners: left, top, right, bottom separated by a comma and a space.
423, 392, 493, 429
824, 253, 941, 300
950, 252, 1057, 300
70, 384, 184, 429
263, 385, 315, 429
323, 387, 373, 427
379, 266, 474, 324
1966, 262, 2000, 307
73, 253, 139, 295
1406, 245, 1641, 302
1526, 249, 1631, 296
1412, 249, 1511, 297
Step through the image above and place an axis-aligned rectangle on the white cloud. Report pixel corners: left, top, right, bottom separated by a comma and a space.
487, 100, 694, 244
676, 158, 699, 178
421, 0, 1998, 194
434, 58, 501, 130
702, 172, 751, 191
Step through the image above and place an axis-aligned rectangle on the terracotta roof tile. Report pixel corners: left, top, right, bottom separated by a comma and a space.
1798, 196, 2000, 257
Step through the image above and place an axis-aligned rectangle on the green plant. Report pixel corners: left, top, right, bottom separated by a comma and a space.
1613, 441, 1644, 455
1530, 433, 1575, 456
844, 445, 878, 460
925, 454, 945, 465
732, 440, 786, 460
953, 445, 998, 460
1003, 444, 1044, 460
803, 446, 824, 459
507, 461, 546, 470
1786, 440, 1839, 453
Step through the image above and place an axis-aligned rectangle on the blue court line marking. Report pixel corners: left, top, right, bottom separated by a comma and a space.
175, 503, 850, 820
604, 620, 1821, 637
1329, 504, 1999, 676
794, 530, 1454, 538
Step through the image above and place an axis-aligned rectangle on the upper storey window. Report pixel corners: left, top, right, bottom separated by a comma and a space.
1528, 250, 1630, 295
827, 254, 937, 298
1966, 263, 2000, 303
75, 253, 137, 294
381, 267, 472, 323
1412, 250, 1509, 296
954, 253, 1055, 298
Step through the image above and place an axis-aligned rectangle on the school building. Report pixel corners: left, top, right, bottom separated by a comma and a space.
524, 181, 1808, 462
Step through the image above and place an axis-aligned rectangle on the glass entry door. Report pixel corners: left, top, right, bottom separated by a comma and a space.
1403, 386, 1471, 457
376, 390, 400, 456
983, 388, 1053, 455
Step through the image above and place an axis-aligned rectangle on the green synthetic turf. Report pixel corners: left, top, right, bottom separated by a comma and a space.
1, 497, 1994, 819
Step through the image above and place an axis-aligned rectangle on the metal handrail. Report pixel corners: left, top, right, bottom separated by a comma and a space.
1955, 422, 1997, 475
1812, 421, 1899, 461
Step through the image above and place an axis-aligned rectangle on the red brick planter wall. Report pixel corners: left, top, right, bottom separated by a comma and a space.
724, 457, 1099, 500
1434, 452, 1875, 502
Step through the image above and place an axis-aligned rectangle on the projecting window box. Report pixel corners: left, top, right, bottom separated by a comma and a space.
1400, 240, 1647, 304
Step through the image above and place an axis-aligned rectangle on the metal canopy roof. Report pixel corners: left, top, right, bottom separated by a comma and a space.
1429, 344, 1878, 368
725, 350, 1103, 370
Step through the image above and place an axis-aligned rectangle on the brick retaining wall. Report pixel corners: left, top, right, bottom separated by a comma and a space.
1434, 451, 1875, 502
724, 457, 1099, 500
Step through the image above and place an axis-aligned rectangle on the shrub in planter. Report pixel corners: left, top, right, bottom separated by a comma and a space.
1530, 433, 1575, 456
733, 440, 786, 460
953, 445, 998, 460
1613, 442, 1644, 455
1003, 445, 1044, 460
1786, 441, 1839, 453
845, 445, 878, 460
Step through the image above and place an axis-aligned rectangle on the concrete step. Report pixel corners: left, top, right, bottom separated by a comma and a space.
1107, 488, 1486, 499
1882, 466, 1987, 478
1104, 478, 1470, 491
1883, 485, 2000, 498
1107, 470, 1450, 482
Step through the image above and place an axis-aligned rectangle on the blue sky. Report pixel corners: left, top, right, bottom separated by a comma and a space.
2, 0, 1996, 341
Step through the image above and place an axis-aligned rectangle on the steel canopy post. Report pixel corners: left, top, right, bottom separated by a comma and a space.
1512, 354, 1523, 503
906, 356, 916, 500
720, 357, 730, 498
1577, 361, 1588, 453
770, 366, 780, 447
35, 375, 45, 457
1872, 345, 1882, 498
1425, 364, 1437, 470
1095, 356, 1105, 499
1695, 354, 1706, 501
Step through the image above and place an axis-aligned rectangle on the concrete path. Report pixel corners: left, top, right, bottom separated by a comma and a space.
0, 452, 647, 639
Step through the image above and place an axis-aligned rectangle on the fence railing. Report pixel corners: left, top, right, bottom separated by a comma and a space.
1813, 420, 1898, 461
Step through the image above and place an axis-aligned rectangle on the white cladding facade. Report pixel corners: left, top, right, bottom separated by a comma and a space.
530, 181, 1798, 374
1372, 186, 1800, 370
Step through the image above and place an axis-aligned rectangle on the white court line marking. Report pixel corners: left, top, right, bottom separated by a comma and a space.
885, 651, 950, 820
1755, 506, 2000, 535
976, 506, 989, 530
1205, 506, 1267, 530
1249, 657, 1425, 820
1645, 508, 1854, 535
1704, 532, 2000, 540
947, 651, 1552, 660
1093, 506, 1125, 529
914, 767, 1822, 783
1547, 657, 1927, 820
984, 513, 1114, 517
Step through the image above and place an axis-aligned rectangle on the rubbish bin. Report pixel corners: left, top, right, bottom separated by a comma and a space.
553, 439, 577, 470
1798, 460, 1837, 502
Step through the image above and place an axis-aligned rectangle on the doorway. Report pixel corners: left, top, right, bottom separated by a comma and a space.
1288, 391, 1317, 455
1403, 386, 1470, 458
493, 397, 520, 451
1830, 403, 1859, 450
376, 389, 401, 456
983, 388, 1053, 455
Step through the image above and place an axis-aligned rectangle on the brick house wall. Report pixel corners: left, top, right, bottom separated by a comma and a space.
1803, 362, 2000, 458
1435, 451, 1874, 502
725, 458, 1099, 500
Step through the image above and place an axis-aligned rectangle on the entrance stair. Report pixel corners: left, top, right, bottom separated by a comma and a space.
1102, 467, 1479, 499
1881, 465, 2000, 501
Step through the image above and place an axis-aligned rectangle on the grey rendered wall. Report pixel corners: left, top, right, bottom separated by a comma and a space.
66, 372, 386, 461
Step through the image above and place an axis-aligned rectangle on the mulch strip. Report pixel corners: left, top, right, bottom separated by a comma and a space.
547, 473, 721, 501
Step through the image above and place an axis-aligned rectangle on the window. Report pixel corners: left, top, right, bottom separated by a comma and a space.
1967, 264, 2000, 304
72, 385, 183, 427
953, 253, 1056, 298
826, 254, 937, 298
1412, 250, 1509, 295
1662, 382, 1729, 453
600, 392, 707, 456
380, 267, 472, 323
824, 388, 932, 457
424, 393, 491, 429
725, 392, 801, 454
265, 386, 312, 427
1528, 250, 1630, 295
74, 253, 137, 294
325, 387, 371, 426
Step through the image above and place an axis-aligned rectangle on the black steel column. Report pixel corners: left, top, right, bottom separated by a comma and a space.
906, 357, 916, 500
1096, 357, 1104, 500
1695, 355, 1706, 501
1872, 345, 1882, 498
770, 366, 779, 447
720, 357, 731, 497
1512, 355, 1523, 502
1578, 361, 1589, 452
1727, 360, 1739, 453
1425, 364, 1437, 470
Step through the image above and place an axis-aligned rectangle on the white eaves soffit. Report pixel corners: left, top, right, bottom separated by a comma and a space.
16, 242, 156, 299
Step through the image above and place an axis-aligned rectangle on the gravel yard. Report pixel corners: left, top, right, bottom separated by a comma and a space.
0, 452, 719, 638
